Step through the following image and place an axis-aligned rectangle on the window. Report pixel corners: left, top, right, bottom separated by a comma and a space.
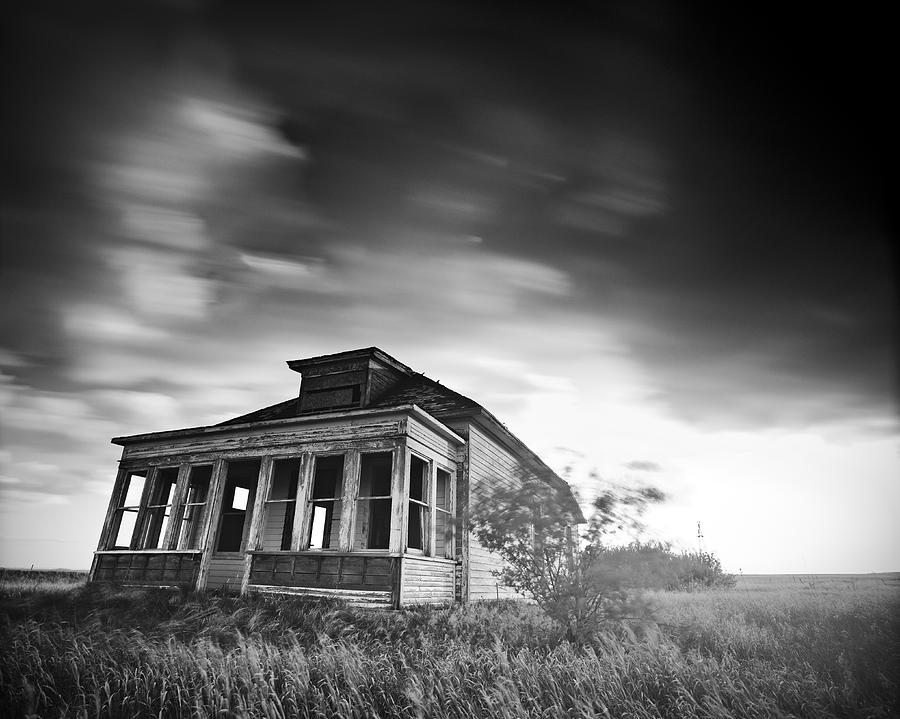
141, 467, 178, 549
176, 466, 212, 550
407, 455, 430, 553
434, 468, 453, 558
354, 452, 393, 550
110, 470, 147, 549
262, 458, 301, 551
216, 459, 260, 553
307, 455, 343, 549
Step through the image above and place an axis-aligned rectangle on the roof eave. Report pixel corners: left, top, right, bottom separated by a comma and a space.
111, 403, 465, 447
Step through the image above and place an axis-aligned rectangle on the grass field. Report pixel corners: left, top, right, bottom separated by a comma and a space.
1, 570, 897, 718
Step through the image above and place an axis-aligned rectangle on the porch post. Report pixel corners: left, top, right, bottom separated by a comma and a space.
96, 465, 128, 550
90, 465, 129, 581
457, 449, 469, 603
338, 450, 361, 552
241, 456, 273, 595
291, 452, 315, 550
388, 445, 408, 555
195, 458, 227, 591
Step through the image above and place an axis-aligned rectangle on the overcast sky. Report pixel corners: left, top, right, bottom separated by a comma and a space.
2, 1, 896, 573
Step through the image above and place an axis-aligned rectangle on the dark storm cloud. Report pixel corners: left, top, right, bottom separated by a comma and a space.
3, 0, 895, 461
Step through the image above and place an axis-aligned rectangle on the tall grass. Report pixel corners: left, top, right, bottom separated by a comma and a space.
1, 573, 897, 718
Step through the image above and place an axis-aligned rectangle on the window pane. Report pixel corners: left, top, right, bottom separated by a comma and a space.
269, 458, 301, 500
232, 487, 249, 511
407, 503, 424, 550
312, 455, 344, 499
113, 510, 138, 548
359, 453, 392, 497
151, 467, 178, 505
122, 471, 147, 507
436, 469, 450, 511
179, 503, 207, 550
185, 466, 212, 504
435, 509, 448, 556
354, 498, 391, 550
308, 501, 342, 549
409, 456, 427, 502
143, 508, 170, 549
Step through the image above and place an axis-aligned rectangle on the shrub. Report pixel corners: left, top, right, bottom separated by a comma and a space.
587, 542, 736, 592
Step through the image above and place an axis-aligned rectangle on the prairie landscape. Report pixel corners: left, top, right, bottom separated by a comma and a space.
1, 570, 897, 718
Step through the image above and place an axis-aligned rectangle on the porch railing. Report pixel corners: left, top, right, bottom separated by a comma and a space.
248, 552, 399, 594
91, 551, 202, 587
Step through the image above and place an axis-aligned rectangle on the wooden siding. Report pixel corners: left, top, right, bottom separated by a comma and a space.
400, 556, 456, 605
121, 419, 403, 464
465, 423, 526, 601
406, 415, 458, 462
91, 551, 201, 587
205, 555, 245, 591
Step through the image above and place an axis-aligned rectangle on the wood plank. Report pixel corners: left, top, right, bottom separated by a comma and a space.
292, 453, 315, 550
122, 421, 403, 462
388, 447, 407, 555
195, 459, 227, 591
338, 450, 360, 552
459, 436, 470, 604
93, 465, 129, 576
241, 456, 273, 594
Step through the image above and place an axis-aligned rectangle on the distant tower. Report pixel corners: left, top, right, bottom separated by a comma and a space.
696, 521, 704, 553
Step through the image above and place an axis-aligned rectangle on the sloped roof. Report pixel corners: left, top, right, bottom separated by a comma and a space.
217, 397, 299, 426
369, 374, 481, 417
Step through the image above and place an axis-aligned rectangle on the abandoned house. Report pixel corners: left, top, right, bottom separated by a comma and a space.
90, 347, 584, 608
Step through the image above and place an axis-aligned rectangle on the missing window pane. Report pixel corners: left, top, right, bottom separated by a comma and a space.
122, 471, 147, 506
232, 486, 249, 511
113, 510, 138, 548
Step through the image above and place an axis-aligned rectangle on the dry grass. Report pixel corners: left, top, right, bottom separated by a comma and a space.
1, 571, 897, 718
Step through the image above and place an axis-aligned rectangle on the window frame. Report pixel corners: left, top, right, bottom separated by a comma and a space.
304, 452, 345, 551
262, 456, 302, 551
353, 450, 394, 552
108, 469, 151, 550
406, 452, 431, 555
433, 466, 454, 559
140, 466, 179, 550
214, 458, 261, 555
175, 465, 213, 551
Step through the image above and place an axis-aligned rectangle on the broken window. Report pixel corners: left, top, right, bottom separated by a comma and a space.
354, 452, 393, 550
216, 459, 260, 553
176, 465, 212, 550
307, 455, 343, 549
407, 455, 430, 553
110, 470, 147, 549
141, 467, 178, 549
434, 468, 453, 558
262, 457, 301, 551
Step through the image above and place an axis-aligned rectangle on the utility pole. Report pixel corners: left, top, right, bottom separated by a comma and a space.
696, 521, 704, 554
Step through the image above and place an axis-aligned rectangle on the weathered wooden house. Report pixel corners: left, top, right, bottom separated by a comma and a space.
91, 348, 584, 608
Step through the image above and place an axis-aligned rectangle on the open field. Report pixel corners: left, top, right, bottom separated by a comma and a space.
1, 570, 897, 718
